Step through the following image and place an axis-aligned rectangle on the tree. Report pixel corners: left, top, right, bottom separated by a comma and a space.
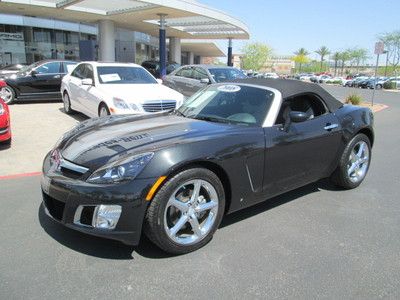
241, 42, 272, 71
315, 46, 330, 71
348, 48, 369, 72
379, 31, 400, 75
332, 52, 341, 76
339, 50, 351, 76
293, 48, 310, 73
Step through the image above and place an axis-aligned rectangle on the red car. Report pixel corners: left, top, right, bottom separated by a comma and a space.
0, 81, 11, 144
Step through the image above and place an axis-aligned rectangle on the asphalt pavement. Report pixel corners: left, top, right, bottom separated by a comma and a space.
0, 85, 399, 299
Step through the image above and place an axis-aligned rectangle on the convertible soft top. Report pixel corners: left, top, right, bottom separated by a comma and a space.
232, 78, 343, 112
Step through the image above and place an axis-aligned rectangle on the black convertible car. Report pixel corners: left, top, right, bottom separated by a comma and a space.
41, 78, 374, 254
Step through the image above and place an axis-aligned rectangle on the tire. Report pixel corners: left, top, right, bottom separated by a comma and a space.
62, 92, 74, 114
1, 86, 16, 104
330, 133, 371, 189
144, 168, 225, 254
376, 84, 382, 90
98, 103, 110, 117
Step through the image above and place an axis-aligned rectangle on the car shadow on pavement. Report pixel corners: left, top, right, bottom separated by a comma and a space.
58, 108, 88, 122
38, 179, 342, 260
220, 178, 341, 228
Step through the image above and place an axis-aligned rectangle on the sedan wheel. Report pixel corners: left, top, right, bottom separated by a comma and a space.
145, 168, 225, 254
63, 92, 74, 114
330, 133, 371, 189
99, 104, 110, 117
1, 86, 15, 104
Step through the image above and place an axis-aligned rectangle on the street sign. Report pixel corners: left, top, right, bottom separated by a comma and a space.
375, 41, 384, 55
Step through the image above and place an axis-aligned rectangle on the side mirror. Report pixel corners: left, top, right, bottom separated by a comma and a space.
156, 78, 163, 84
200, 78, 210, 84
289, 111, 310, 123
81, 78, 93, 86
30, 70, 38, 76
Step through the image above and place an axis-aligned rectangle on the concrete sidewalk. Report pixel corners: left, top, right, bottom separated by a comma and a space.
0, 102, 86, 176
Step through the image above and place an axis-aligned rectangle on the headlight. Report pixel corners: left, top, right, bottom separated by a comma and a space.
87, 152, 154, 184
113, 97, 129, 110
0, 103, 4, 115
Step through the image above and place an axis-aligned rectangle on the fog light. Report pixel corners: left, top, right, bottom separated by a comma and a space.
93, 205, 122, 229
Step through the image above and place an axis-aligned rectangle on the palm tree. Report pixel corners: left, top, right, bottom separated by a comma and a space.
315, 46, 331, 71
339, 51, 351, 76
332, 52, 341, 76
293, 48, 309, 73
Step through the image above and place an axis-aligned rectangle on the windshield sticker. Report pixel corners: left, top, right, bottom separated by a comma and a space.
100, 73, 121, 82
217, 85, 241, 92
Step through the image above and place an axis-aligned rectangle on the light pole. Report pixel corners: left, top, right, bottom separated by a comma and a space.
383, 50, 389, 76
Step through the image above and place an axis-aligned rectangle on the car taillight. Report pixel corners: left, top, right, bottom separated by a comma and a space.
0, 80, 7, 88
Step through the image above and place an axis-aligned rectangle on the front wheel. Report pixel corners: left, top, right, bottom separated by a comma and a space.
98, 103, 110, 117
1, 86, 15, 104
63, 92, 74, 114
330, 133, 371, 189
144, 168, 225, 254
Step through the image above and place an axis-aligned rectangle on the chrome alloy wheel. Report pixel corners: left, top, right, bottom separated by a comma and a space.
99, 106, 109, 117
347, 141, 369, 183
164, 179, 219, 245
1, 86, 13, 104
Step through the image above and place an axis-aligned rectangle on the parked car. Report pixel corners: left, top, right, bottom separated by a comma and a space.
164, 65, 247, 97
299, 73, 314, 81
0, 60, 77, 104
263, 72, 279, 79
346, 76, 369, 88
318, 75, 332, 83
41, 78, 374, 254
61, 62, 184, 118
0, 63, 27, 78
141, 60, 180, 78
0, 81, 11, 144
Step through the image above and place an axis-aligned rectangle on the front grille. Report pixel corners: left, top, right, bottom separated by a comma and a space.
43, 192, 65, 221
142, 100, 176, 112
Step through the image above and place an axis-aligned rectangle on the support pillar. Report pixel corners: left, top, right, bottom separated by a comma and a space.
169, 37, 181, 64
227, 38, 233, 67
158, 14, 167, 78
98, 20, 115, 61
188, 51, 195, 65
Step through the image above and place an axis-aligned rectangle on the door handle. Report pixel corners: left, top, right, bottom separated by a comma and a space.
324, 123, 338, 131
54, 75, 61, 79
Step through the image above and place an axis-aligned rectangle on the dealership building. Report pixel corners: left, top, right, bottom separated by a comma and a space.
0, 0, 249, 73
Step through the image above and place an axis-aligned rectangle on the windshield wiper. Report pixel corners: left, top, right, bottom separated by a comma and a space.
188, 114, 235, 124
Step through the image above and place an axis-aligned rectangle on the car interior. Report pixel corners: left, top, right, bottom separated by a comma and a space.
274, 93, 328, 125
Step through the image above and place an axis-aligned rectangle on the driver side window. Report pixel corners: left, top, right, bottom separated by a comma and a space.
35, 62, 61, 74
275, 93, 328, 125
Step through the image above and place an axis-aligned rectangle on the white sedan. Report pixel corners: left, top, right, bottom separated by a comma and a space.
61, 62, 184, 118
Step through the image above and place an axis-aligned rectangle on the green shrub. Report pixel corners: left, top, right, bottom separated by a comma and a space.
383, 81, 397, 90
345, 94, 362, 105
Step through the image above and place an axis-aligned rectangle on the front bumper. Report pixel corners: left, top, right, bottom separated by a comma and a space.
41, 152, 157, 245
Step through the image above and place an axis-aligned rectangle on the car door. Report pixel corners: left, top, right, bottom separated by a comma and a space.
29, 61, 62, 99
191, 67, 211, 92
16, 61, 62, 99
262, 94, 342, 197
78, 64, 99, 116
68, 64, 85, 112
168, 67, 194, 97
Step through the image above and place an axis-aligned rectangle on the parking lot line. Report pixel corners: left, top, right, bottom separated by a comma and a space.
0, 171, 42, 180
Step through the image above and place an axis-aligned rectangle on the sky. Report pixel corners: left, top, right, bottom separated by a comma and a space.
200, 0, 400, 64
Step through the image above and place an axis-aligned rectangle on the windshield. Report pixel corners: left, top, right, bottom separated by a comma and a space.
208, 68, 247, 83
97, 66, 157, 84
177, 84, 274, 126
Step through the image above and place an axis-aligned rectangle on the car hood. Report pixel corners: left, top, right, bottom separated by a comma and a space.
97, 84, 183, 102
60, 113, 235, 170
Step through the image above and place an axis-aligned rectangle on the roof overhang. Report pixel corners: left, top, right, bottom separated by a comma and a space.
180, 39, 225, 57
0, 0, 249, 39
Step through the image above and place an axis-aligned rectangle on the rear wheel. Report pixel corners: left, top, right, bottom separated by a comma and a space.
376, 84, 382, 89
98, 103, 110, 117
1, 86, 15, 104
330, 133, 371, 189
144, 168, 225, 254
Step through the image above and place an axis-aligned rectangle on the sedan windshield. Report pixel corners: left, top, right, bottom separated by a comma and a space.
208, 68, 247, 83
178, 84, 274, 126
97, 66, 157, 84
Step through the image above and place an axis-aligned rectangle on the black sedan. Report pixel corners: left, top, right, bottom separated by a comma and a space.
41, 78, 374, 254
0, 59, 77, 104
